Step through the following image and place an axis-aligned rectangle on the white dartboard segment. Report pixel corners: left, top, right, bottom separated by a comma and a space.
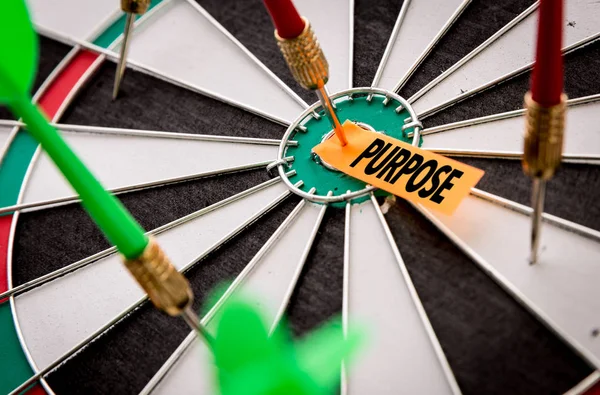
13, 180, 289, 370
207, 200, 325, 333
121, 0, 305, 124
415, 192, 600, 368
344, 199, 459, 394
411, 0, 600, 116
374, 0, 470, 91
421, 95, 600, 158
28, 0, 119, 42
295, 0, 353, 92
148, 200, 326, 394
20, 129, 278, 206
0, 126, 12, 158
151, 337, 216, 395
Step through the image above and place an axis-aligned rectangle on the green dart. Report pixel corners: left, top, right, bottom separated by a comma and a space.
0, 0, 199, 324
209, 290, 365, 395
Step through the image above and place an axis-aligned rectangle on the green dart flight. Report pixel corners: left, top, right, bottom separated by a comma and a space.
208, 290, 364, 395
0, 0, 195, 326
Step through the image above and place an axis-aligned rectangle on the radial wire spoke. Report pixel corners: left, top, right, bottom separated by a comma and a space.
409, 1, 600, 117
8, 181, 301, 392
372, 0, 471, 92
413, 189, 600, 368
4, 126, 290, 210
140, 192, 329, 394
417, 94, 600, 165
0, 175, 295, 302
28, 0, 122, 43
117, 0, 305, 123
342, 195, 460, 394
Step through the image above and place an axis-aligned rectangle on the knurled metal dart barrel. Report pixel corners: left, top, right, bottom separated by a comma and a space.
264, 0, 348, 146
112, 0, 150, 100
522, 0, 565, 264
124, 237, 193, 316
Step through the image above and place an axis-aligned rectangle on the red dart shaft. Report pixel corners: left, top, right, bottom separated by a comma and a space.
531, 0, 564, 106
263, 0, 305, 39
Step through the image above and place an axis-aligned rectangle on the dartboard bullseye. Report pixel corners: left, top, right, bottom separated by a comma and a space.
0, 0, 600, 394
277, 88, 421, 205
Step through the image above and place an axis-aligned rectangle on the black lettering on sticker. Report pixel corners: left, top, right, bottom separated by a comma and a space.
376, 148, 411, 182
364, 144, 399, 175
350, 138, 386, 167
418, 165, 452, 198
406, 160, 437, 192
430, 169, 464, 204
389, 153, 424, 184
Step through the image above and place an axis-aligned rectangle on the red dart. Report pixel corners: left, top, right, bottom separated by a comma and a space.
530, 0, 564, 107
263, 0, 306, 39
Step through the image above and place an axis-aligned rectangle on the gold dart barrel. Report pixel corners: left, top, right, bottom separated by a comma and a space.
522, 92, 567, 180
121, 0, 150, 14
124, 237, 193, 316
275, 17, 328, 90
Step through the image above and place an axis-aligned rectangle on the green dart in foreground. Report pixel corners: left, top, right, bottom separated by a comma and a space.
208, 290, 364, 395
0, 0, 194, 322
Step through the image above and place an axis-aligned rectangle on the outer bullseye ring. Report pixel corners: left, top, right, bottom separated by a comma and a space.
274, 87, 423, 205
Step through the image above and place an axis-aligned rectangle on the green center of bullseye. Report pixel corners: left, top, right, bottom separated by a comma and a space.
283, 89, 423, 206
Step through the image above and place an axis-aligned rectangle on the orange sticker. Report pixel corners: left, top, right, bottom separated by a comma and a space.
312, 121, 484, 214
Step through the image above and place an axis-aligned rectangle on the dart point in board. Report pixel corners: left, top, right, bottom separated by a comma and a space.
522, 0, 566, 265
112, 0, 151, 100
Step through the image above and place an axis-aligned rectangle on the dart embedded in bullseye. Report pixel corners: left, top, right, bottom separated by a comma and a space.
522, 0, 566, 265
112, 0, 150, 100
263, 0, 348, 146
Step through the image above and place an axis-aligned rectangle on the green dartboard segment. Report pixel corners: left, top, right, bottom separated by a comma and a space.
285, 92, 423, 207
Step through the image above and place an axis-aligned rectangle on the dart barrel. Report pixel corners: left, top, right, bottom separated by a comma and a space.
124, 237, 193, 316
522, 92, 567, 180
275, 17, 329, 90
121, 0, 150, 14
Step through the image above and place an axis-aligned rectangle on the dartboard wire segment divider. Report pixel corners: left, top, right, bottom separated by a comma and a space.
0, 0, 599, 394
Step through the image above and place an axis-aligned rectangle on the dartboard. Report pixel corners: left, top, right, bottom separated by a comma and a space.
1, 0, 599, 394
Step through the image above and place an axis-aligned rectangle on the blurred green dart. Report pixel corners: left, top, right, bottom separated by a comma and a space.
210, 291, 365, 395
0, 0, 202, 330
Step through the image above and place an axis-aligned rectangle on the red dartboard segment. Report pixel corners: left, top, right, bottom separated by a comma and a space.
586, 380, 600, 395
0, 215, 12, 294
37, 50, 99, 117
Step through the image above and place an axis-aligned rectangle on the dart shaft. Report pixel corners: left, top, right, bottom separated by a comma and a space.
316, 86, 347, 145
113, 12, 135, 100
10, 96, 148, 259
10, 96, 197, 316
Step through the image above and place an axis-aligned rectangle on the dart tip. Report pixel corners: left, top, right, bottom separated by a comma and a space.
112, 79, 121, 101
529, 238, 539, 265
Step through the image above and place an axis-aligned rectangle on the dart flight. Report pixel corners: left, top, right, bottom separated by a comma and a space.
313, 121, 484, 214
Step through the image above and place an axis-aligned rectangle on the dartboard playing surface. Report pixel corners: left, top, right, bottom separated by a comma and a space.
1, 0, 600, 394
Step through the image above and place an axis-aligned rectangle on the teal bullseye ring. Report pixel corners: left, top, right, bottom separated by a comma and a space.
276, 88, 423, 207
